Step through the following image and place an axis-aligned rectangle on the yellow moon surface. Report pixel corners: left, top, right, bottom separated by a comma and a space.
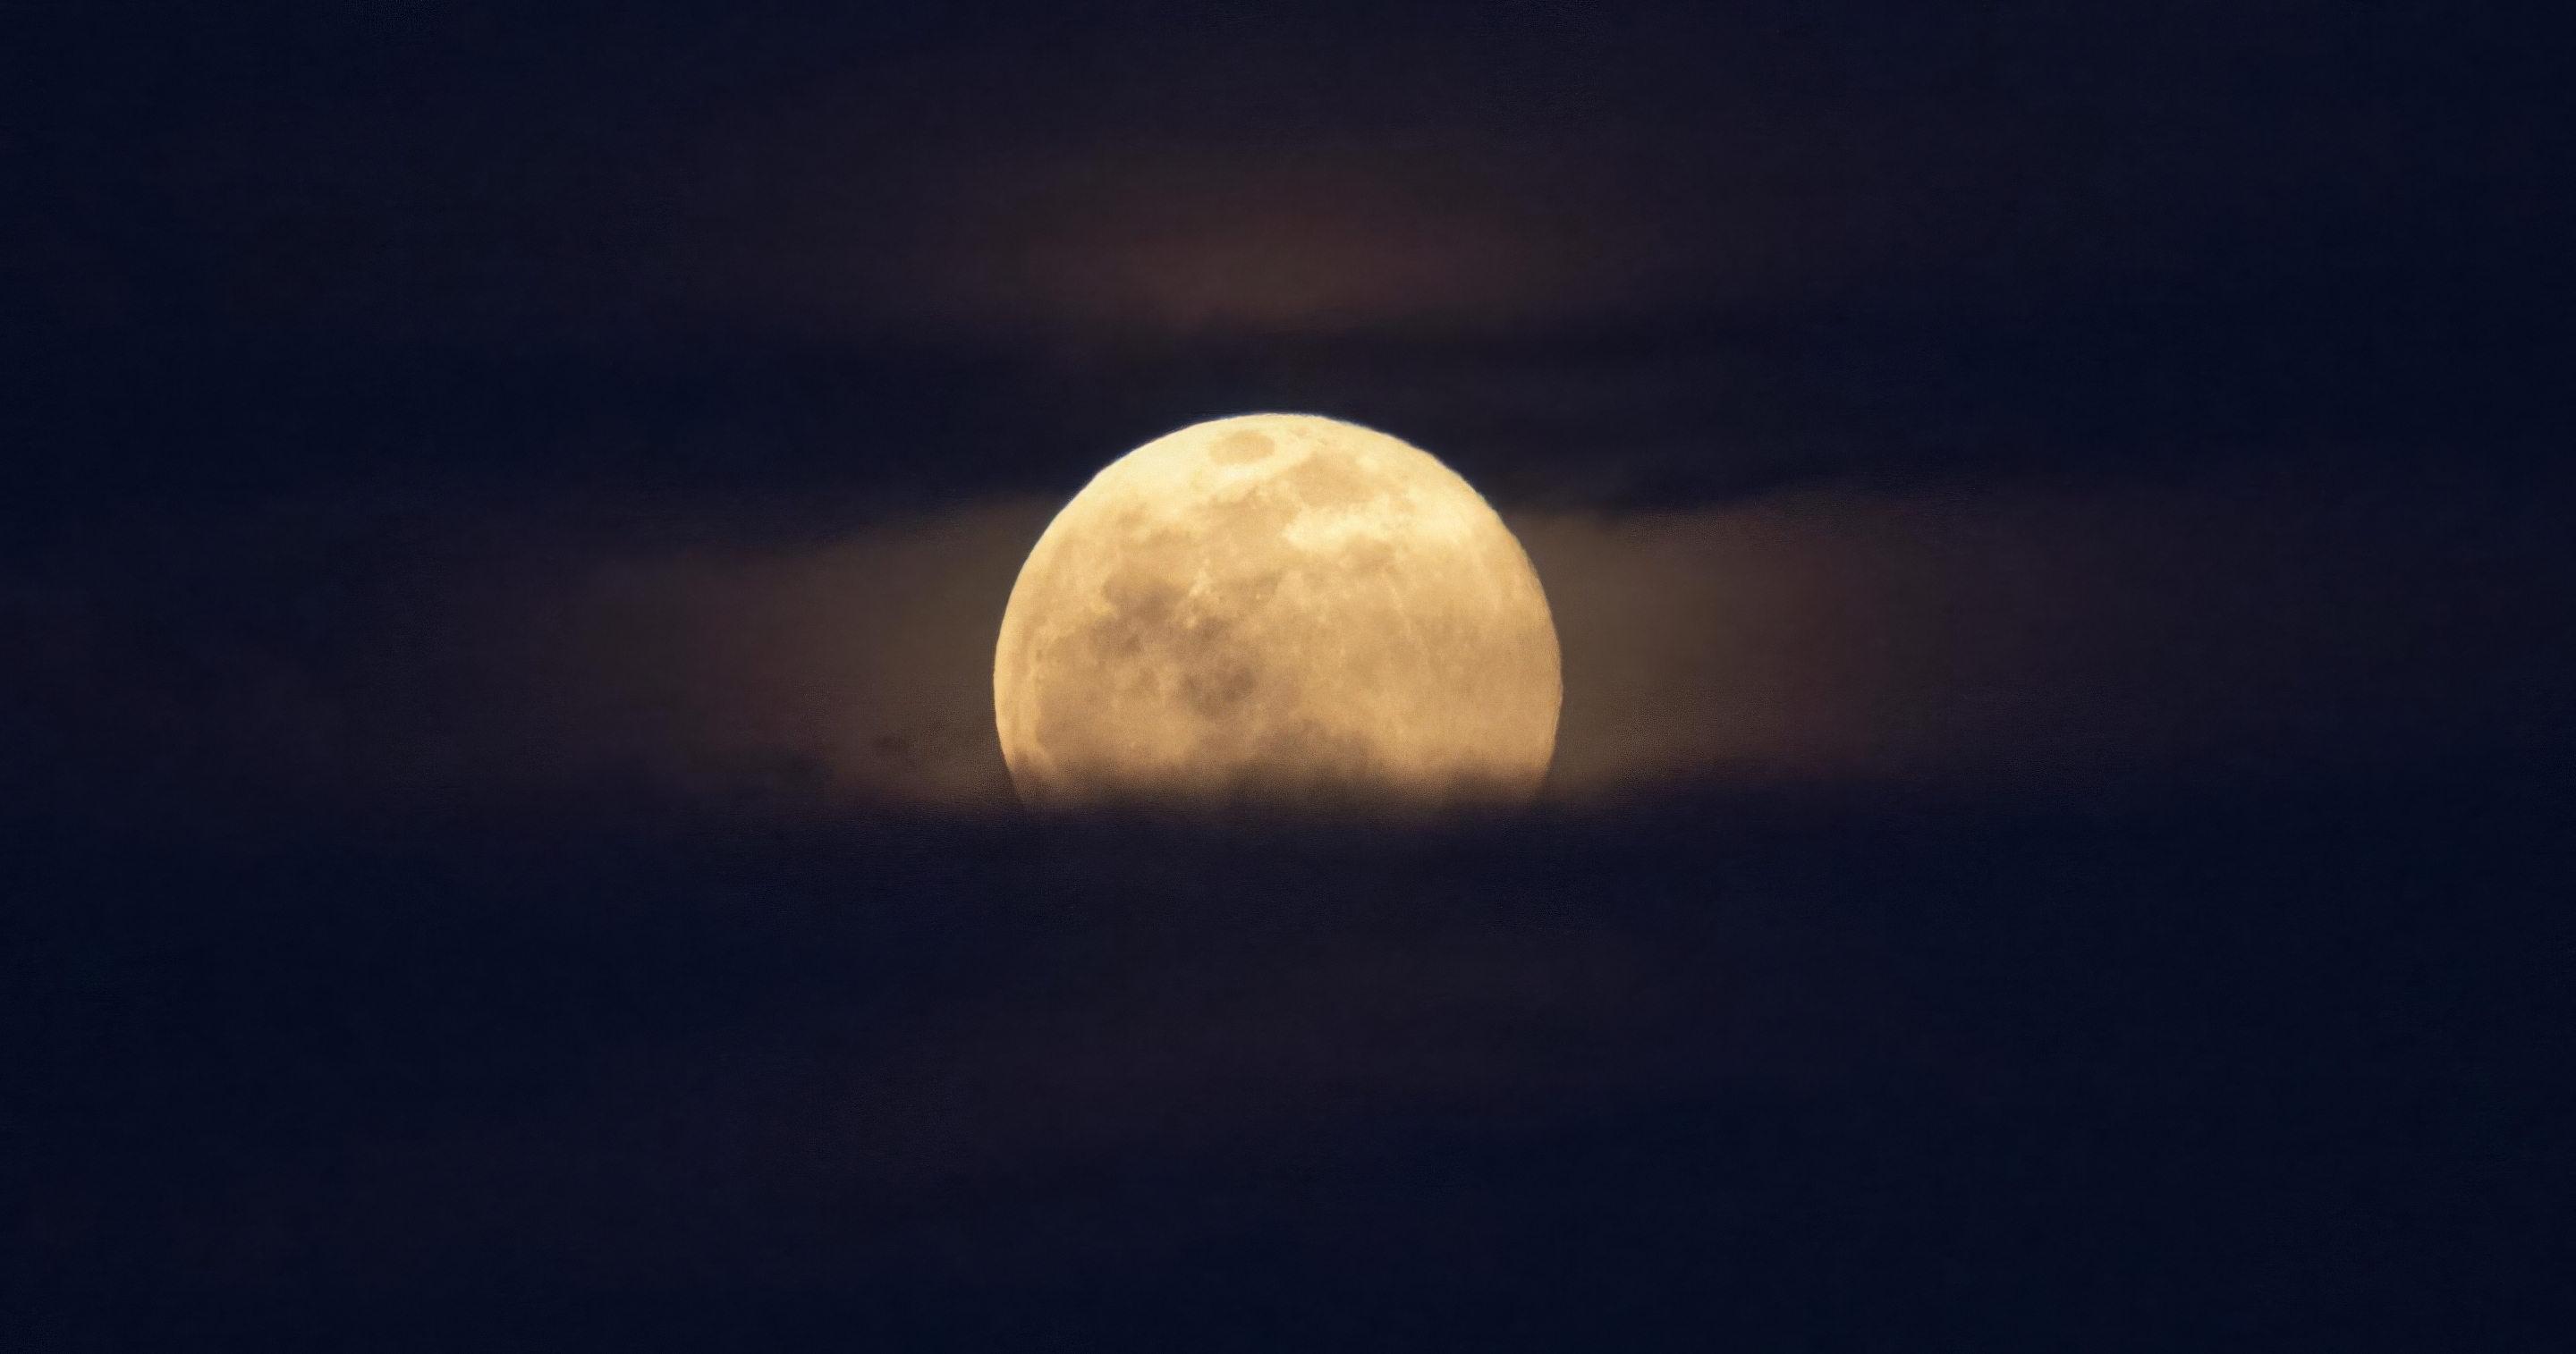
994, 413, 1561, 814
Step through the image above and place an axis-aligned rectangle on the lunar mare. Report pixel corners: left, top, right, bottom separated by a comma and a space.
994, 413, 1561, 812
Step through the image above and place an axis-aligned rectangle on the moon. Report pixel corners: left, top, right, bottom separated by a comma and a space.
993, 413, 1561, 815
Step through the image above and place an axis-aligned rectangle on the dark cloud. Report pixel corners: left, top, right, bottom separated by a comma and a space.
13, 2, 2563, 352
8, 810, 1936, 1295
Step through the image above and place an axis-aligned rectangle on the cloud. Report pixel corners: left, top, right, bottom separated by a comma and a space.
681, 13, 1894, 344
0, 498, 1050, 830
405, 502, 1046, 814
699, 123, 1869, 343
123, 828, 1912, 1290
6, 469, 2569, 834
1526, 474, 2576, 797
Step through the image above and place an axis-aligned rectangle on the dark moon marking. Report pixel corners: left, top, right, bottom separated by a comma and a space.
1209, 430, 1276, 464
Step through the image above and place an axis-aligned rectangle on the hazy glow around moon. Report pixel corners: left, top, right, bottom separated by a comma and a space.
994, 413, 1561, 814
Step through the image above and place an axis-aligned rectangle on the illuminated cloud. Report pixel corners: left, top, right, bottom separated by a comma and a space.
9, 470, 2567, 831
680, 13, 1891, 343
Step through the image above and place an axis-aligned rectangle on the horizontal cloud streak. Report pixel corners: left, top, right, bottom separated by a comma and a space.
1530, 478, 2576, 797
5, 470, 2569, 831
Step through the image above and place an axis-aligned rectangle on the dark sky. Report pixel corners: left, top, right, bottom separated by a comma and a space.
5, 3, 2572, 1350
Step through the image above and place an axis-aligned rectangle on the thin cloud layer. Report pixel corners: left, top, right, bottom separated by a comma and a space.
7, 468, 2568, 832
1530, 478, 2576, 796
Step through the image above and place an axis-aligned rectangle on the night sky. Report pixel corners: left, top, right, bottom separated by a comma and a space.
6, 3, 2572, 1349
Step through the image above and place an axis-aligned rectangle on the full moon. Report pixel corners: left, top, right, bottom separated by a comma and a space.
994, 413, 1561, 814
